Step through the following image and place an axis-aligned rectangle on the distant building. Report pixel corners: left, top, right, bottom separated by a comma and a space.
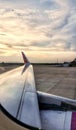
63, 62, 70, 67
69, 58, 76, 67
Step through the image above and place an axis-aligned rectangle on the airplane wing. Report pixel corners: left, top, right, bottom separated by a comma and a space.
0, 52, 41, 130
0, 52, 76, 130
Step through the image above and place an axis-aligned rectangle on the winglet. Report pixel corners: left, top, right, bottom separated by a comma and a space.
21, 52, 30, 74
22, 52, 29, 64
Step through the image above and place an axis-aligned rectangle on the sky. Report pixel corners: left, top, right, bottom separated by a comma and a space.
0, 0, 76, 63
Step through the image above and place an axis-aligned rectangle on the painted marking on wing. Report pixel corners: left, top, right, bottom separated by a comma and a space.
71, 112, 76, 130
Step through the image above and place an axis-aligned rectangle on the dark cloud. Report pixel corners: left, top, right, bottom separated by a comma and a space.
31, 41, 50, 47
5, 43, 12, 48
53, 14, 70, 30
41, 0, 59, 10
0, 42, 12, 48
67, 0, 76, 8
13, 43, 30, 47
0, 33, 6, 35
0, 50, 6, 54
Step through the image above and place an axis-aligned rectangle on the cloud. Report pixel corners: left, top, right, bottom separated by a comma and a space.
0, 0, 76, 62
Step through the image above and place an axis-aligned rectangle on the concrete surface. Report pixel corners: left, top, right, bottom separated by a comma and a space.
0, 65, 76, 99
34, 65, 76, 99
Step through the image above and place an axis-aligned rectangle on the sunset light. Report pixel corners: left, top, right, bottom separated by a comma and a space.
0, 0, 76, 63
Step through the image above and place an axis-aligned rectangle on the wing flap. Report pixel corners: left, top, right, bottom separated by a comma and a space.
40, 110, 72, 130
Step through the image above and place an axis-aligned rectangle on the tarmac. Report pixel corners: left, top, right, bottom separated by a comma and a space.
34, 65, 76, 99
0, 65, 76, 99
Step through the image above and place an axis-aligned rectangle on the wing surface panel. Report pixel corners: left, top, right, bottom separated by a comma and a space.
0, 66, 27, 117
0, 64, 41, 129
40, 110, 72, 130
16, 65, 41, 129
